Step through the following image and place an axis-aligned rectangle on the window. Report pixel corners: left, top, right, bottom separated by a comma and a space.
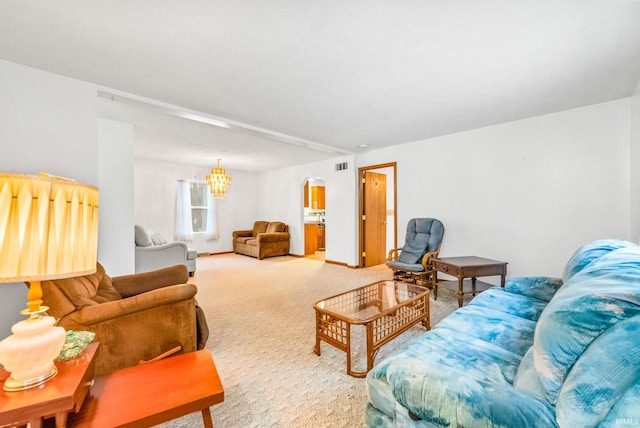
189, 181, 209, 233
176, 180, 219, 241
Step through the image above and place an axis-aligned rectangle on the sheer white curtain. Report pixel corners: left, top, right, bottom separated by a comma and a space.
176, 180, 219, 241
176, 180, 193, 241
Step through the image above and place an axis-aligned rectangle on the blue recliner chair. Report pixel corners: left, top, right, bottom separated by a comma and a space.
386, 218, 444, 287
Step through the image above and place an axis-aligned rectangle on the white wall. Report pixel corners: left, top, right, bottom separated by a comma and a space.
357, 99, 632, 279
134, 158, 259, 254
256, 156, 357, 264
97, 118, 135, 275
0, 60, 136, 337
630, 79, 640, 244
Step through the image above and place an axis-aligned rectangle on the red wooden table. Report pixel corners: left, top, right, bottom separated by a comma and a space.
67, 350, 224, 427
0, 342, 99, 428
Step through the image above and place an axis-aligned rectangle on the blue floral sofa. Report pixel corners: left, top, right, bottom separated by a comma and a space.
365, 239, 640, 427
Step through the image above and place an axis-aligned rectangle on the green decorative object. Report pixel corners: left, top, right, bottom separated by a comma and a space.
57, 330, 95, 361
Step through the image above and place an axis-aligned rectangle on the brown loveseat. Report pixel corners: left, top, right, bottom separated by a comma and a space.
232, 221, 290, 259
41, 263, 208, 376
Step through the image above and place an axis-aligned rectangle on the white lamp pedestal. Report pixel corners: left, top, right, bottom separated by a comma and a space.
0, 315, 66, 391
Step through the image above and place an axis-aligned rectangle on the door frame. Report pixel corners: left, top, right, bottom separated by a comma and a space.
358, 162, 397, 268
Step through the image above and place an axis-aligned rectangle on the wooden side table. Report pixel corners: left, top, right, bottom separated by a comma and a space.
0, 342, 99, 428
67, 349, 224, 427
432, 256, 508, 307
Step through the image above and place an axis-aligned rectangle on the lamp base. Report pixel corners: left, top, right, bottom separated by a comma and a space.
0, 315, 66, 392
3, 365, 58, 392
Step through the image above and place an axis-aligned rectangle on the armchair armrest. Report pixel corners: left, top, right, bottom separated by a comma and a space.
387, 248, 402, 261
70, 284, 197, 325
257, 232, 290, 243
420, 250, 439, 269
113, 264, 189, 298
233, 230, 253, 239
59, 283, 198, 375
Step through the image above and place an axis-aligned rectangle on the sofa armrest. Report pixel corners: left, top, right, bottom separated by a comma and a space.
135, 242, 190, 274
504, 276, 563, 302
233, 230, 253, 239
68, 283, 197, 325
112, 264, 189, 298
386, 369, 556, 426
257, 232, 290, 243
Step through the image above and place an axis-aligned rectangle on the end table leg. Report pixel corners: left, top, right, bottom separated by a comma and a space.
457, 277, 463, 307
55, 411, 68, 428
433, 271, 439, 300
201, 408, 214, 428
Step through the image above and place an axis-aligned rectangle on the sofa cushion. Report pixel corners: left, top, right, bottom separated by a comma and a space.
252, 221, 268, 236
246, 238, 258, 247
386, 260, 424, 272
187, 248, 197, 260
266, 221, 287, 233
367, 320, 553, 427
504, 276, 563, 303
534, 245, 640, 405
561, 238, 635, 282
397, 239, 425, 264
467, 287, 550, 322
150, 233, 167, 245
556, 316, 640, 428
135, 224, 153, 247
236, 237, 253, 245
46, 263, 123, 309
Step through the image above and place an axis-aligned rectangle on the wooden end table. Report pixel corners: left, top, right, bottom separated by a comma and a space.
67, 349, 224, 428
0, 342, 99, 428
313, 280, 430, 377
432, 256, 508, 307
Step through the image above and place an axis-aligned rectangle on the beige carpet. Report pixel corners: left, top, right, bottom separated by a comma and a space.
160, 254, 457, 428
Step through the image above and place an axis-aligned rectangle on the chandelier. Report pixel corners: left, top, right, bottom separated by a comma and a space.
206, 158, 232, 198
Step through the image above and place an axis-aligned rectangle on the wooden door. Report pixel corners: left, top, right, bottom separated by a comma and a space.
363, 171, 386, 267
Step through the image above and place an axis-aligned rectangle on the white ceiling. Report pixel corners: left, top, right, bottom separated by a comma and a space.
2, 1, 640, 172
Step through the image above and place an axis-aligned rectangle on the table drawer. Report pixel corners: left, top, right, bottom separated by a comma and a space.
433, 260, 460, 276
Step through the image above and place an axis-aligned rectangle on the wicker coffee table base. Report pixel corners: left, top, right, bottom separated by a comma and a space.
313, 282, 430, 377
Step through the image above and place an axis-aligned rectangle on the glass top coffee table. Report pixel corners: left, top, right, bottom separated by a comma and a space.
313, 280, 430, 377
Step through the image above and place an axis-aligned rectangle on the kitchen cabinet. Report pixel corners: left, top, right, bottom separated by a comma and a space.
317, 225, 325, 250
311, 186, 325, 209
305, 224, 318, 255
304, 181, 309, 208
305, 224, 325, 254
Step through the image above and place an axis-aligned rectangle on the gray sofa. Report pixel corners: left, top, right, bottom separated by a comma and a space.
134, 225, 197, 276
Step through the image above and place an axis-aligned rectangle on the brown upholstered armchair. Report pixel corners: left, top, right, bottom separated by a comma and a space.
41, 263, 208, 376
233, 221, 290, 259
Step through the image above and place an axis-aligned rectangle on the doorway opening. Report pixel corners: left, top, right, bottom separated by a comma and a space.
303, 177, 326, 262
358, 163, 397, 268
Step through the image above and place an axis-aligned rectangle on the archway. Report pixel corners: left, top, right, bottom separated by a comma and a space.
303, 177, 325, 262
